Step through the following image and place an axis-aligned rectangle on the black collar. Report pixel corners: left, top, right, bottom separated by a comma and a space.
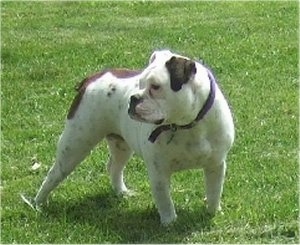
148, 69, 216, 143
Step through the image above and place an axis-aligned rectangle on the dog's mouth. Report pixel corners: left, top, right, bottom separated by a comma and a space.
154, 118, 164, 125
128, 106, 165, 125
128, 110, 164, 125
128, 111, 146, 122
128, 94, 165, 125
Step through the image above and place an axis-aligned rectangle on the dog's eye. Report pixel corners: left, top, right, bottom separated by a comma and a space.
150, 84, 160, 91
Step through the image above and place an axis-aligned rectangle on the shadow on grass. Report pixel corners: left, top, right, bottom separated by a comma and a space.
44, 191, 214, 243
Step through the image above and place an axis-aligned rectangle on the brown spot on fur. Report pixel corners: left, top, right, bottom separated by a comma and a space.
110, 69, 141, 79
108, 83, 117, 91
170, 158, 184, 172
165, 56, 196, 92
106, 134, 128, 151
67, 69, 141, 119
107, 83, 117, 97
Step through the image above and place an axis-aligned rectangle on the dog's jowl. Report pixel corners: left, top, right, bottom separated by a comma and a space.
32, 50, 234, 225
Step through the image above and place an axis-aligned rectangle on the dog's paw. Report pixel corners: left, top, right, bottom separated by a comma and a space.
160, 213, 177, 226
206, 204, 222, 217
117, 189, 136, 198
203, 197, 223, 216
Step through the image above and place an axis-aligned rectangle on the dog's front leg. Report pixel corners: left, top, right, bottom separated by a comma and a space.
147, 163, 176, 225
204, 160, 226, 215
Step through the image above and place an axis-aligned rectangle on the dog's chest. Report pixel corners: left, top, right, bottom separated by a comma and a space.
154, 132, 214, 172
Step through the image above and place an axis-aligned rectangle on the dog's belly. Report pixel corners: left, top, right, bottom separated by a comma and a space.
167, 153, 209, 172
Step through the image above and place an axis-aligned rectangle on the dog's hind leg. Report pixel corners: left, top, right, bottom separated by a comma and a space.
34, 122, 104, 206
106, 134, 133, 195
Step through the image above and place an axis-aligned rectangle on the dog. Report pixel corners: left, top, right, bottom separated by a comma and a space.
32, 50, 234, 225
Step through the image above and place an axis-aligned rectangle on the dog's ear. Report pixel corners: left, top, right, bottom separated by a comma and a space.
165, 56, 197, 92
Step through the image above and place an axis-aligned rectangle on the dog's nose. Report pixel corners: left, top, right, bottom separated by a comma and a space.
128, 94, 143, 117
129, 95, 142, 107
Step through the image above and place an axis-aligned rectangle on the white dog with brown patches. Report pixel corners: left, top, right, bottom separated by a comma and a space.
32, 50, 234, 225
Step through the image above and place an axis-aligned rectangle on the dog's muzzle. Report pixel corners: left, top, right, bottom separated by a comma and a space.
128, 95, 164, 125
128, 94, 143, 119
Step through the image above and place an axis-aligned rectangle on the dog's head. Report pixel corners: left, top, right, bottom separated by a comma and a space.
128, 50, 205, 125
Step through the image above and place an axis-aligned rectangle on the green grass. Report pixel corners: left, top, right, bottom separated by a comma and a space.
1, 1, 298, 243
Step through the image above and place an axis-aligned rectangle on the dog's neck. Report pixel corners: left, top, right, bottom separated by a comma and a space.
148, 68, 216, 143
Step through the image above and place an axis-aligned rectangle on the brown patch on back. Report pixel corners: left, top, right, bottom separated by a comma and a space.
67, 70, 106, 120
110, 69, 141, 79
67, 68, 141, 120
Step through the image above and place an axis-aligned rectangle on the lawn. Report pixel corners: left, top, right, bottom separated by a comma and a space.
1, 1, 298, 243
